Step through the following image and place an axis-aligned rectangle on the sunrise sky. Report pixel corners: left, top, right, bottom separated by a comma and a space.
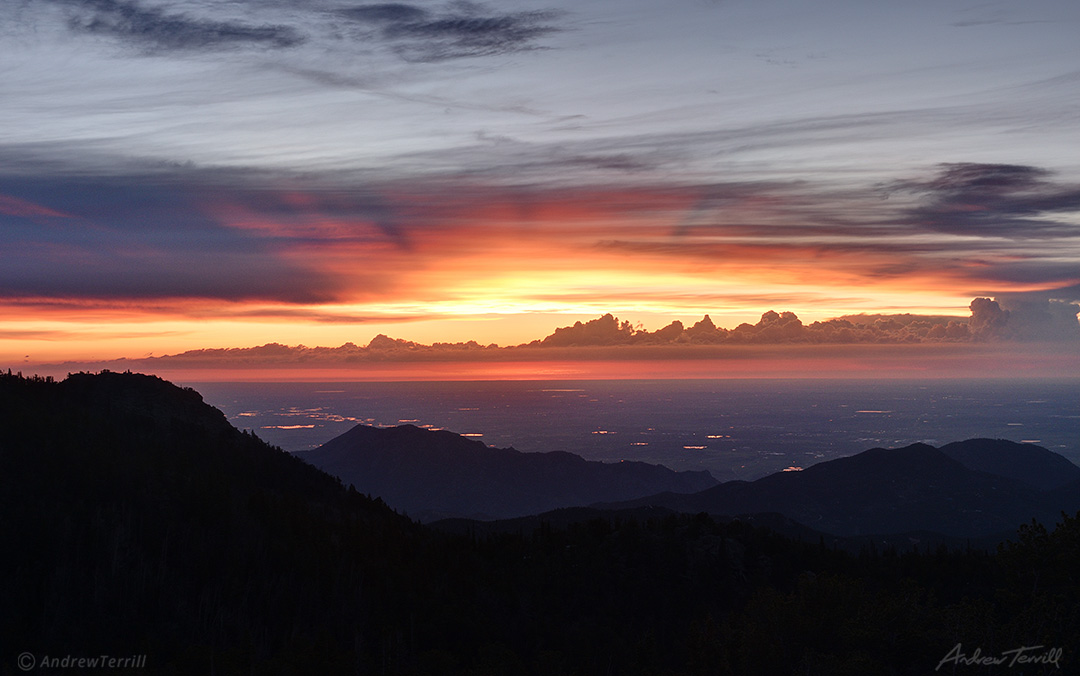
3, 0, 1080, 365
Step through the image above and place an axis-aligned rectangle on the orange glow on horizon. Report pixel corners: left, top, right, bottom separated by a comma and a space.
4, 182, 1076, 365
16, 343, 1080, 383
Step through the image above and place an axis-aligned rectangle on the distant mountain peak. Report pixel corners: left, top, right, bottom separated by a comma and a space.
302, 423, 718, 521
941, 437, 1080, 490
600, 439, 1080, 538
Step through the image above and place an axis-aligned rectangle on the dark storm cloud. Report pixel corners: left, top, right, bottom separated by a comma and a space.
340, 1, 563, 61
894, 163, 1080, 239
51, 0, 304, 51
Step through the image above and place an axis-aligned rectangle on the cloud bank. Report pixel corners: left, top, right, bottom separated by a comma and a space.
537, 298, 1079, 348
36, 297, 1077, 376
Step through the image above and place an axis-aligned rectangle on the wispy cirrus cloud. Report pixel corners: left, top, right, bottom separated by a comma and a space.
46, 0, 304, 52
23, 0, 568, 70
339, 2, 564, 62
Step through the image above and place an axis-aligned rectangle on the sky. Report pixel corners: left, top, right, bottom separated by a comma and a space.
3, 0, 1080, 365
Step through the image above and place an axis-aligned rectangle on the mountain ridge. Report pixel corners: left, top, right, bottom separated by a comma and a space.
598, 438, 1080, 537
301, 420, 1080, 538
940, 437, 1080, 490
301, 423, 718, 521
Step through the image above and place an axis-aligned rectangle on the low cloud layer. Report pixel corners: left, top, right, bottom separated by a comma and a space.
537, 299, 1080, 347
33, 296, 1079, 375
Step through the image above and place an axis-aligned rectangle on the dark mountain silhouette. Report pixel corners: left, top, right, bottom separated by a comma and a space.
432, 507, 1015, 554
940, 437, 1080, 490
600, 440, 1080, 537
4, 371, 1078, 674
300, 424, 718, 521
1047, 476, 1080, 514
2, 371, 816, 673
0, 370, 425, 673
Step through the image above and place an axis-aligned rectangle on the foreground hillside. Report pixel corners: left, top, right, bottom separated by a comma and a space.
0, 371, 424, 673
2, 371, 1077, 675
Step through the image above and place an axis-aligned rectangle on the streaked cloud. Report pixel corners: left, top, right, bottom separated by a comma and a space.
0, 174, 342, 303
894, 163, 1080, 240
31, 0, 565, 63
3, 161, 1076, 322
47, 0, 304, 52
340, 2, 564, 62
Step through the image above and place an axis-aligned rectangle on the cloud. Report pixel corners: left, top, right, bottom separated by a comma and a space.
0, 173, 342, 303
340, 1, 564, 62
0, 327, 183, 341
2, 153, 1078, 324
95, 298, 1077, 369
0, 246, 337, 304
894, 163, 1080, 239
191, 307, 435, 325
967, 297, 1009, 339
340, 4, 430, 24
49, 0, 304, 52
533, 299, 1079, 347
973, 296, 1080, 341
0, 193, 71, 219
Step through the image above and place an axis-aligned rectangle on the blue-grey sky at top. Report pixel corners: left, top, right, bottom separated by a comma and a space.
3, 0, 1077, 179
